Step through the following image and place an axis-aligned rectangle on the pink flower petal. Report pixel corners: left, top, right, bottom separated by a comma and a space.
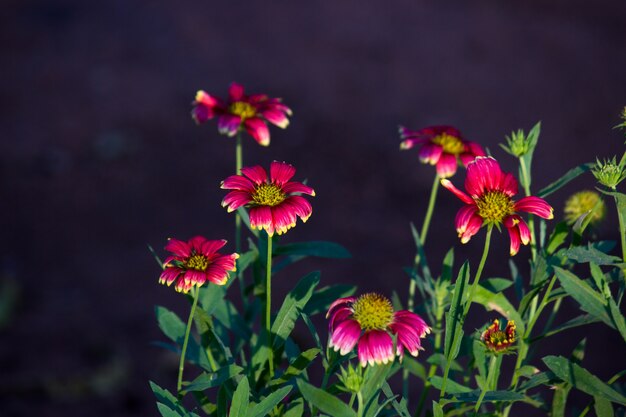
204, 264, 230, 285
270, 161, 296, 185
499, 172, 518, 197
328, 307, 353, 332
260, 108, 290, 128
228, 82, 245, 101
393, 310, 431, 338
221, 175, 256, 192
441, 179, 474, 205
358, 330, 394, 367
199, 239, 227, 257
506, 222, 522, 256
271, 204, 298, 235
459, 151, 479, 166
326, 297, 356, 319
514, 196, 554, 219
240, 165, 268, 185
330, 319, 361, 355
192, 104, 213, 124
244, 118, 270, 146
282, 181, 315, 196
283, 196, 313, 222
164, 239, 191, 257
249, 206, 274, 235
218, 114, 241, 137
222, 190, 253, 212
436, 152, 458, 178
465, 157, 502, 197
459, 211, 483, 244
419, 143, 443, 165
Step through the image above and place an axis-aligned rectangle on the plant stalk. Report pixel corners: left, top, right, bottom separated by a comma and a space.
266, 233, 274, 378
177, 286, 201, 395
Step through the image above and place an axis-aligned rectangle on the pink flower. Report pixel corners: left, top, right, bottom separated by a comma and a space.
327, 293, 430, 367
399, 125, 485, 178
192, 82, 292, 146
221, 161, 315, 236
441, 156, 554, 256
481, 319, 517, 354
158, 236, 238, 293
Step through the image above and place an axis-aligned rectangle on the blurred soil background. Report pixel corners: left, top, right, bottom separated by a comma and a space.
1, 0, 626, 416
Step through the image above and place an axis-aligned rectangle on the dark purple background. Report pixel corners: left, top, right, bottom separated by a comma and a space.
2, 0, 626, 416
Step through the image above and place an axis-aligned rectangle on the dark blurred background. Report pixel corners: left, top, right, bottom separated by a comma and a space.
2, 0, 626, 416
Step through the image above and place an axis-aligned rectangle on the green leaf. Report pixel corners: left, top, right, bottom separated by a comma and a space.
274, 240, 351, 258
213, 299, 251, 339
472, 285, 525, 336
516, 371, 558, 392
594, 396, 614, 417
297, 379, 357, 417
543, 356, 626, 405
271, 271, 320, 349
432, 401, 444, 417
361, 362, 393, 403
303, 284, 356, 316
155, 306, 186, 344
564, 245, 622, 266
551, 383, 571, 417
444, 390, 528, 404
427, 354, 462, 372
429, 376, 472, 394
150, 381, 186, 415
148, 244, 164, 269
198, 285, 227, 315
229, 376, 250, 417
183, 366, 244, 393
537, 314, 601, 341
269, 348, 320, 386
481, 278, 513, 293
538, 163, 593, 198
246, 386, 292, 417
157, 403, 184, 417
283, 398, 304, 417
553, 267, 613, 327
401, 357, 426, 381
381, 382, 411, 417
444, 262, 469, 361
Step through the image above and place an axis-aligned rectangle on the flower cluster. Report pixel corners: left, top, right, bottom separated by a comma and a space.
441, 157, 554, 255
327, 293, 430, 367
481, 319, 517, 354
192, 82, 292, 146
564, 190, 605, 226
399, 125, 485, 178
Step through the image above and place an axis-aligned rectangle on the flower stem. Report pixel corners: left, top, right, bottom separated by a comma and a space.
177, 286, 200, 395
266, 233, 274, 378
614, 194, 626, 274
474, 355, 497, 413
440, 226, 492, 400
357, 391, 365, 417
235, 132, 245, 302
519, 158, 537, 260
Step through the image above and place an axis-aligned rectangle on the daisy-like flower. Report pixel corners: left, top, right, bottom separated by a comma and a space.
564, 190, 605, 226
481, 319, 516, 354
399, 125, 485, 178
327, 293, 430, 367
192, 82, 292, 146
221, 161, 315, 236
158, 236, 238, 293
441, 156, 554, 256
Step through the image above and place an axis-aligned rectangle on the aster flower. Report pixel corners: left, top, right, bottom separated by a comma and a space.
327, 293, 430, 367
221, 161, 315, 236
441, 156, 554, 256
481, 319, 517, 354
192, 82, 292, 146
158, 236, 238, 293
399, 125, 485, 178
564, 190, 605, 226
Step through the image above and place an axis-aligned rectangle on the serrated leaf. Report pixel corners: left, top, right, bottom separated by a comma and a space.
229, 376, 249, 417
297, 379, 357, 417
157, 403, 184, 417
150, 381, 186, 415
271, 271, 320, 350
246, 386, 292, 417
543, 356, 626, 405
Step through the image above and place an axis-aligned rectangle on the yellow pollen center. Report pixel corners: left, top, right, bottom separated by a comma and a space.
475, 191, 514, 224
229, 101, 256, 120
352, 293, 394, 331
432, 133, 465, 155
252, 183, 286, 207
185, 254, 208, 271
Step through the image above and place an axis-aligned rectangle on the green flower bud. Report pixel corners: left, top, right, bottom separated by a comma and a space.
500, 129, 531, 158
592, 156, 626, 190
337, 364, 364, 394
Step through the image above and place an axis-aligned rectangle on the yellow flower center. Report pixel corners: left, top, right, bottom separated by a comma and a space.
229, 101, 257, 120
252, 183, 286, 207
564, 190, 605, 225
185, 254, 208, 271
475, 191, 514, 224
352, 293, 394, 331
482, 319, 516, 352
432, 133, 465, 155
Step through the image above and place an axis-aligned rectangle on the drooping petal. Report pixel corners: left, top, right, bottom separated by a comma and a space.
418, 143, 443, 165
228, 82, 245, 101
199, 239, 227, 257
244, 118, 270, 146
249, 206, 274, 235
204, 264, 230, 285
399, 137, 428, 150
514, 196, 554, 219
441, 179, 474, 205
326, 297, 356, 319
358, 330, 394, 367
328, 307, 353, 332
455, 205, 479, 235
436, 152, 458, 178
221, 174, 256, 192
192, 104, 214, 124
271, 204, 297, 235
240, 165, 268, 185
504, 214, 531, 246
499, 172, 519, 197
283, 195, 313, 222
260, 108, 290, 128
459, 211, 484, 244
270, 161, 296, 185
330, 319, 361, 355
222, 190, 253, 212
390, 321, 423, 357
218, 114, 241, 137
282, 181, 315, 196
393, 310, 431, 338
164, 239, 191, 258
506, 221, 522, 256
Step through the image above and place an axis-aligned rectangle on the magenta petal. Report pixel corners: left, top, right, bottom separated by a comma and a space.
249, 206, 274, 235
210, 253, 238, 272
261, 108, 290, 128
441, 179, 474, 205
283, 196, 313, 222
165, 239, 191, 257
330, 319, 361, 355
218, 114, 241, 137
326, 297, 356, 319
241, 165, 268, 185
222, 190, 253, 212
229, 82, 245, 101
460, 211, 483, 244
244, 118, 270, 146
271, 204, 297, 235
465, 157, 501, 197
282, 181, 315, 196
394, 310, 430, 338
436, 153, 458, 178
459, 152, 478, 166
221, 175, 256, 192
270, 161, 296, 185
192, 104, 213, 124
499, 172, 519, 197
358, 330, 394, 367
506, 222, 522, 256
204, 264, 229, 285
455, 205, 478, 234
419, 143, 443, 165
515, 196, 554, 219
199, 239, 227, 257
328, 307, 353, 332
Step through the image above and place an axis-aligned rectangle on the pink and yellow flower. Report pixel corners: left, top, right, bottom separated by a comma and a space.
327, 293, 430, 367
158, 236, 238, 293
192, 82, 292, 146
221, 161, 315, 236
481, 319, 516, 354
399, 125, 485, 178
441, 156, 554, 255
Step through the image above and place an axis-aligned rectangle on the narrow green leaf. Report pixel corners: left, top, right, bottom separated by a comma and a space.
444, 390, 528, 404
402, 357, 426, 381
432, 401, 444, 417
427, 354, 462, 372
543, 355, 626, 405
361, 362, 393, 403
515, 371, 558, 392
551, 383, 571, 417
283, 398, 304, 417
382, 382, 410, 417
183, 366, 244, 393
444, 262, 469, 360
229, 376, 250, 417
594, 396, 614, 417
537, 314, 600, 341
157, 403, 184, 417
429, 376, 472, 394
246, 386, 292, 417
538, 163, 593, 198
472, 285, 525, 336
608, 296, 626, 343
481, 277, 514, 293
150, 381, 186, 415
553, 267, 613, 327
148, 244, 164, 268
297, 379, 357, 417
271, 271, 320, 350
441, 248, 455, 283
274, 241, 351, 258
269, 348, 320, 386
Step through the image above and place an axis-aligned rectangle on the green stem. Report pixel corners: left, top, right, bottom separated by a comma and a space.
235, 133, 245, 302
266, 233, 274, 378
357, 391, 365, 417
615, 194, 626, 273
177, 287, 200, 395
414, 312, 443, 417
475, 355, 497, 413
440, 226, 492, 399
519, 158, 537, 261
